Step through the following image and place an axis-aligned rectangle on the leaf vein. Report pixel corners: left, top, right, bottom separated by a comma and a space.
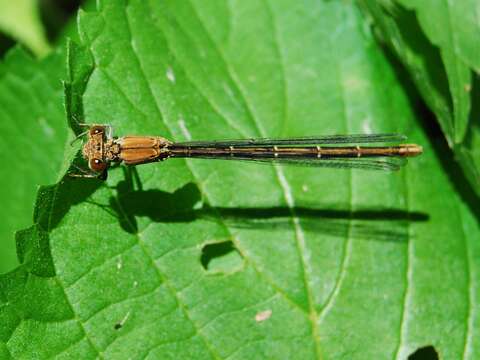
198, 294, 278, 331
460, 201, 473, 360
55, 277, 105, 358
65, 241, 138, 289
394, 156, 412, 360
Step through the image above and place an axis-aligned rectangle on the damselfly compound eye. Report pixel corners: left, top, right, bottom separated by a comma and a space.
89, 126, 105, 136
89, 158, 107, 172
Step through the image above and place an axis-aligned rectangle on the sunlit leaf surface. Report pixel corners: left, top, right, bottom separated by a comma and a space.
1, 1, 479, 359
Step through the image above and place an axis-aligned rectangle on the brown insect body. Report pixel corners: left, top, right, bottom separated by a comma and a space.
117, 136, 171, 165
77, 124, 422, 178
81, 125, 171, 175
168, 144, 422, 158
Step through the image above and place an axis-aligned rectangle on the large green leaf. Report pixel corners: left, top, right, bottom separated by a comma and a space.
0, 47, 67, 274
1, 0, 479, 359
359, 0, 480, 195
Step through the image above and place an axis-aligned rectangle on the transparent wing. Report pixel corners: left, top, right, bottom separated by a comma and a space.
174, 133, 407, 147
184, 155, 408, 171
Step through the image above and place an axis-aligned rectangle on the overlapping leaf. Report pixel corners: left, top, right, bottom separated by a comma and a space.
397, 0, 480, 72
359, 0, 480, 195
0, 48, 67, 274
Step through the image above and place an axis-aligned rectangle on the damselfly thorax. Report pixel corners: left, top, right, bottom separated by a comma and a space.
71, 124, 423, 179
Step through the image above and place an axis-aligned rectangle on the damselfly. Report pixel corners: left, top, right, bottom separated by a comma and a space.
70, 124, 422, 179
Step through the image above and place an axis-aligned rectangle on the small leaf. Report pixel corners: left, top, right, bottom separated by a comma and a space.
0, 0, 51, 57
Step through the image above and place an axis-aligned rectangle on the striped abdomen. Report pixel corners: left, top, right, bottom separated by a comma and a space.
169, 144, 422, 159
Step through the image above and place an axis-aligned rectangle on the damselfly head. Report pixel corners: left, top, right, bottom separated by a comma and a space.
82, 125, 110, 173
68, 123, 114, 179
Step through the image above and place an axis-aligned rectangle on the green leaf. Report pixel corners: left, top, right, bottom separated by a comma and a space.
2, 0, 480, 359
0, 0, 95, 274
387, 0, 475, 144
0, 0, 51, 57
359, 0, 480, 196
0, 47, 68, 274
358, 1, 454, 142
396, 0, 480, 73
